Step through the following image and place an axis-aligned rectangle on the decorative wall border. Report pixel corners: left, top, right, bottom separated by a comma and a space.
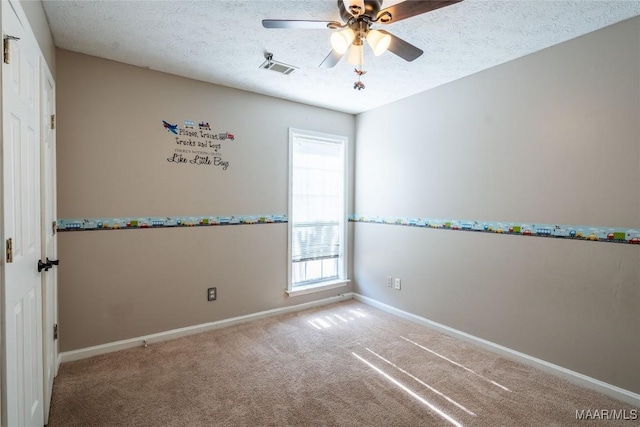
57, 214, 287, 232
348, 215, 640, 245
58, 213, 640, 245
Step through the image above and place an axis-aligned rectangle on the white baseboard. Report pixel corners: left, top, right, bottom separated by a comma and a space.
352, 293, 640, 407
59, 292, 354, 364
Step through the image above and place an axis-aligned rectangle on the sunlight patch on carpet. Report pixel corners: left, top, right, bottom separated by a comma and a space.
307, 310, 369, 330
364, 347, 476, 416
308, 320, 323, 330
334, 314, 348, 322
349, 309, 367, 318
352, 352, 464, 427
325, 316, 339, 326
400, 336, 511, 392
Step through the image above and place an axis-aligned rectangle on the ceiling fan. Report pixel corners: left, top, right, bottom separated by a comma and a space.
262, 0, 462, 68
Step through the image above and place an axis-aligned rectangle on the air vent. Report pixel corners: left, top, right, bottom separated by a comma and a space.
260, 53, 297, 75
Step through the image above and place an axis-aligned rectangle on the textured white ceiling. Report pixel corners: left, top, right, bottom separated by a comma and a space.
42, 0, 640, 114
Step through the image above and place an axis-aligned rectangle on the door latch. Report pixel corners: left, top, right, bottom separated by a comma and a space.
38, 259, 52, 272
38, 258, 59, 272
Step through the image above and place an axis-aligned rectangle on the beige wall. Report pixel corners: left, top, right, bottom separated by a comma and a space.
21, 0, 55, 76
354, 17, 640, 393
56, 49, 355, 351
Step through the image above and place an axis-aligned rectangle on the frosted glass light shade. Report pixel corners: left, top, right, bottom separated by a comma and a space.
330, 29, 355, 54
366, 30, 391, 56
347, 44, 364, 66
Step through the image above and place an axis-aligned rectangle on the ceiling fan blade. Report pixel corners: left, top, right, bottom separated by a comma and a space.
319, 49, 345, 68
262, 19, 341, 29
377, 30, 423, 62
377, 0, 462, 24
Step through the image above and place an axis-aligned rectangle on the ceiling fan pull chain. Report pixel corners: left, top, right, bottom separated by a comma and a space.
353, 43, 366, 91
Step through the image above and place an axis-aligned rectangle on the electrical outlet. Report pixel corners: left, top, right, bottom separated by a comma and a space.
387, 276, 393, 287
207, 287, 217, 301
394, 278, 401, 290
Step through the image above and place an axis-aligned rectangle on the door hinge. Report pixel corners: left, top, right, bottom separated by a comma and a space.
53, 324, 58, 340
3, 35, 20, 64
51, 114, 56, 130
6, 238, 12, 263
52, 220, 57, 234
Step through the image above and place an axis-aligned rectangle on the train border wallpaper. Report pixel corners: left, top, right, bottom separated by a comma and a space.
57, 214, 640, 245
349, 215, 639, 245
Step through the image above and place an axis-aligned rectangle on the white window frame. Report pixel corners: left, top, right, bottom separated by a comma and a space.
287, 128, 349, 296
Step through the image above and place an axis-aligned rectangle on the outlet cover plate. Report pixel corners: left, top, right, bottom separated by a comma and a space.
207, 287, 217, 301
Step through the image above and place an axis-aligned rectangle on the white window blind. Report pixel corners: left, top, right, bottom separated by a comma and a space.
289, 129, 347, 287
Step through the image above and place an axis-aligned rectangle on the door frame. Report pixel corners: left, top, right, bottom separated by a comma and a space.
40, 56, 57, 423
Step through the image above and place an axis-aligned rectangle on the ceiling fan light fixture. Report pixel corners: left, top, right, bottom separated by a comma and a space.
347, 43, 364, 66
366, 29, 391, 56
330, 28, 355, 54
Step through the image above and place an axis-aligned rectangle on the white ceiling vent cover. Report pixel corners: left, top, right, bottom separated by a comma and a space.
260, 54, 297, 75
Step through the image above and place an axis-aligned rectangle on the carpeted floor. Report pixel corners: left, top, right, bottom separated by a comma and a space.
47, 300, 638, 426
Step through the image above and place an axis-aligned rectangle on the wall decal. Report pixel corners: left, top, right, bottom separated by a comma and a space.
57, 214, 287, 232
162, 118, 235, 170
162, 120, 178, 135
349, 215, 640, 245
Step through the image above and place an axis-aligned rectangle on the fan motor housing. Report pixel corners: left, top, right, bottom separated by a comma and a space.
339, 0, 383, 22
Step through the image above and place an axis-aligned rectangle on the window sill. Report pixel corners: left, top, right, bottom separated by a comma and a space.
286, 279, 350, 297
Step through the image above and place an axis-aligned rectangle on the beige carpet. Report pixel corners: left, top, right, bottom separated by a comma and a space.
48, 300, 637, 426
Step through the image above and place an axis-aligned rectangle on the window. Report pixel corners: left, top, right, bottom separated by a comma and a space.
288, 128, 348, 295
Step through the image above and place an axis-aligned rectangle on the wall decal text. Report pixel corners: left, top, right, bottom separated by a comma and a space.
162, 119, 235, 170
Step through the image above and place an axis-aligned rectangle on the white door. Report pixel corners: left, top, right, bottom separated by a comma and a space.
41, 66, 57, 423
2, 1, 44, 426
